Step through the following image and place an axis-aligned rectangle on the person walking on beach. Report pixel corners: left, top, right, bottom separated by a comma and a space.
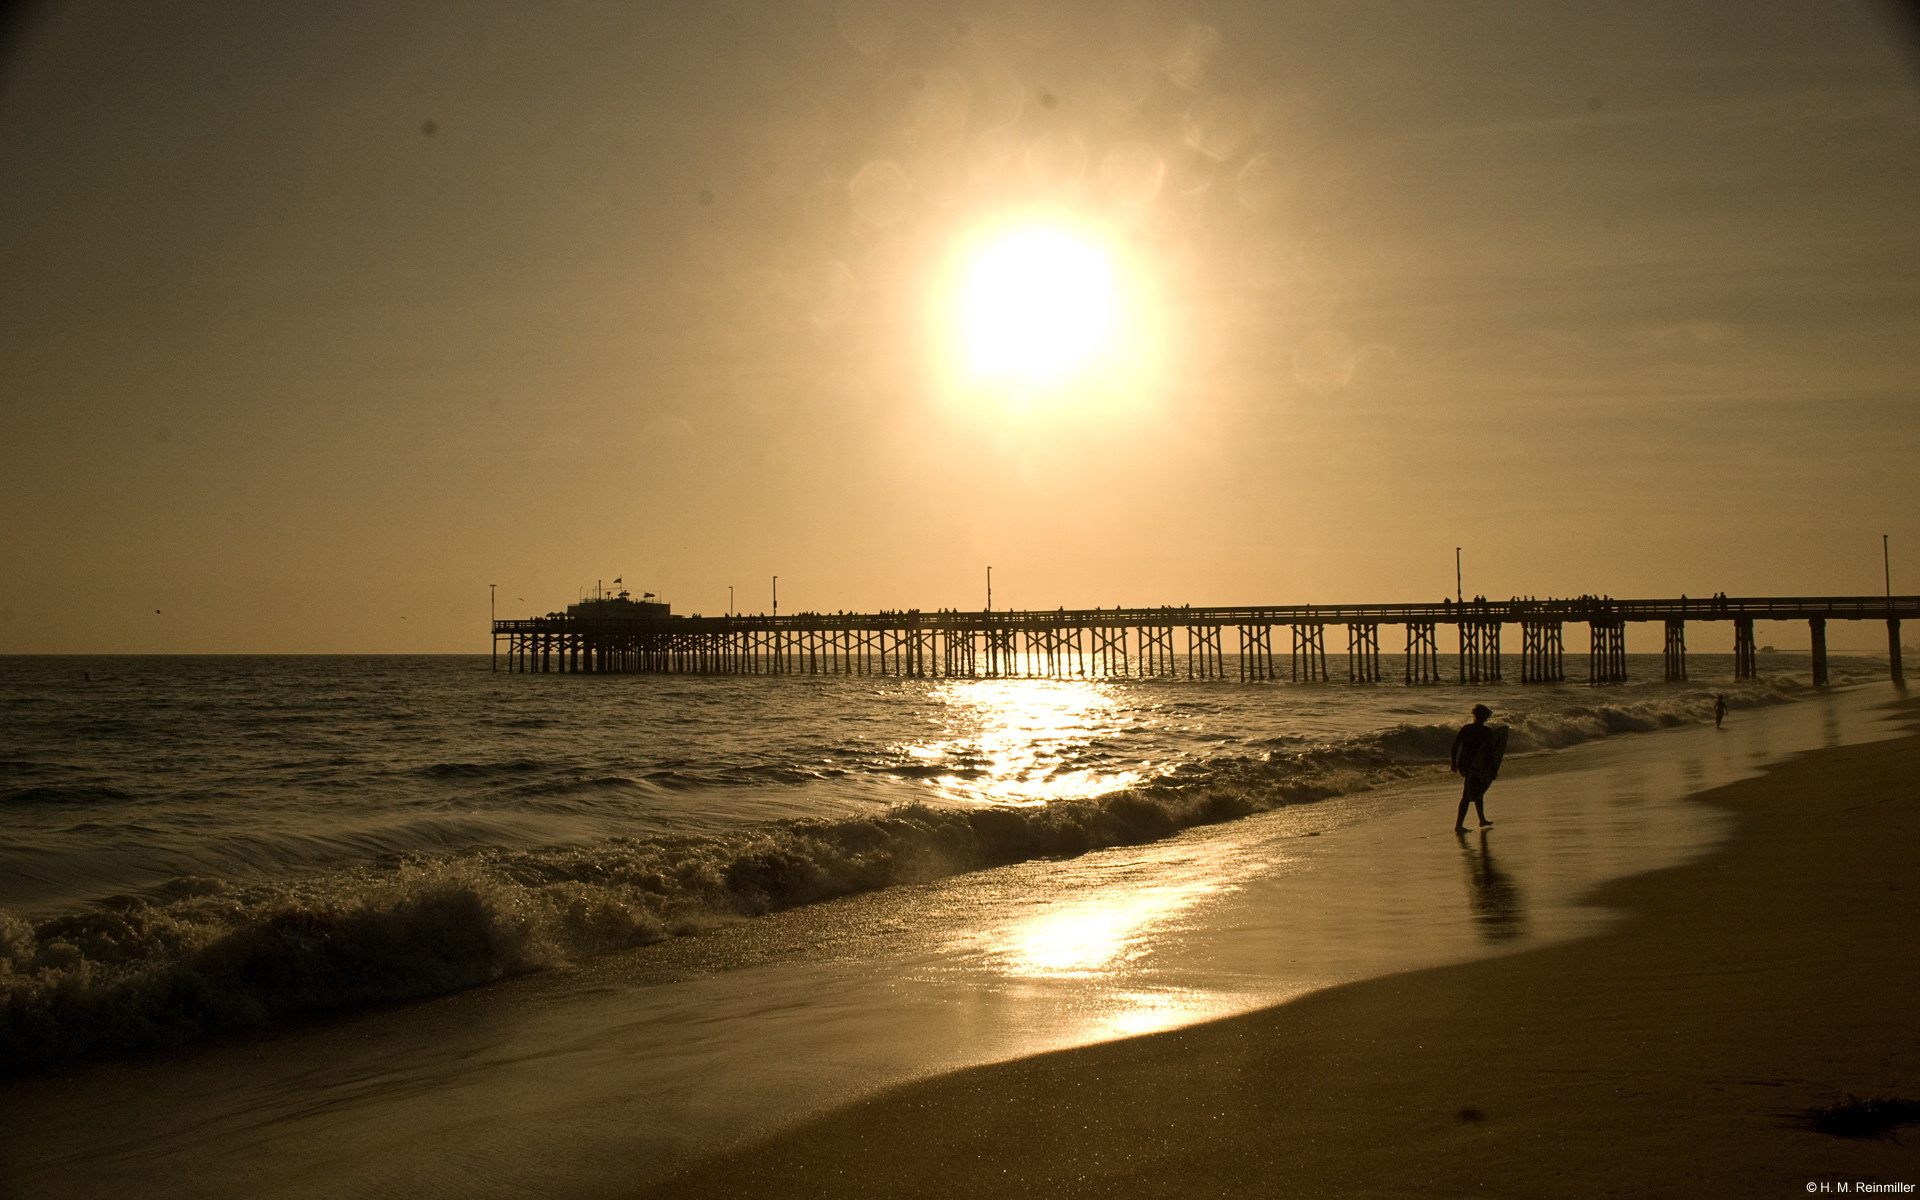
1713, 694, 1728, 728
1451, 704, 1506, 834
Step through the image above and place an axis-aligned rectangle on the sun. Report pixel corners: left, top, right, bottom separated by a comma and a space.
958, 227, 1119, 386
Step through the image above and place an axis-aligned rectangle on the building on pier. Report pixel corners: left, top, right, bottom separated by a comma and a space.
492, 595, 1914, 686
566, 592, 673, 621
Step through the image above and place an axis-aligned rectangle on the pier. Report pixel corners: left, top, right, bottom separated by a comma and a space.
494, 595, 1913, 685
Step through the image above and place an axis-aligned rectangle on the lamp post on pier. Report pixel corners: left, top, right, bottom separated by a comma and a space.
489, 584, 497, 672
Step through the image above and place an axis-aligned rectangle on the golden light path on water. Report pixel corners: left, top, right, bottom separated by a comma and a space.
906, 675, 1146, 805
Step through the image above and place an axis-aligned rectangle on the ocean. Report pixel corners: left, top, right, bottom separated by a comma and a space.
0, 650, 1888, 1069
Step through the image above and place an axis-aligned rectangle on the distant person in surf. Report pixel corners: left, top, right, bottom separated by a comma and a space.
1713, 694, 1728, 728
1450, 703, 1507, 834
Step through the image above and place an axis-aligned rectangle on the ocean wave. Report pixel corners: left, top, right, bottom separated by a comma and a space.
883, 764, 988, 780
1301, 678, 1795, 769
0, 759, 1365, 1072
505, 776, 649, 797
2, 785, 137, 806
0, 761, 64, 781
416, 760, 549, 780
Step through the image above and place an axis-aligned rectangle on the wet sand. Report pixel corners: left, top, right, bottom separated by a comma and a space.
649, 695, 1920, 1198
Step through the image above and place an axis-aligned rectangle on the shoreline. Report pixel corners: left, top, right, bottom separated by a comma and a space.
646, 695, 1920, 1198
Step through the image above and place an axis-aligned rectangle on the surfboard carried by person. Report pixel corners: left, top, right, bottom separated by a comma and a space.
1450, 703, 1508, 834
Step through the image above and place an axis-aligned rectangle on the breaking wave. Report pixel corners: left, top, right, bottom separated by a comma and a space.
0, 764, 1356, 1072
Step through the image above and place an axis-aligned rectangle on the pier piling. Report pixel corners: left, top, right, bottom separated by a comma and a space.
1589, 619, 1628, 684
1663, 619, 1687, 682
1188, 625, 1225, 680
1520, 620, 1564, 684
1238, 625, 1275, 682
1459, 620, 1501, 684
1291, 624, 1328, 682
1346, 623, 1381, 683
1733, 617, 1757, 679
1405, 622, 1440, 684
1139, 626, 1175, 677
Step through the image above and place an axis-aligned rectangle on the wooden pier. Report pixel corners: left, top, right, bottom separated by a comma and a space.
494, 595, 1913, 685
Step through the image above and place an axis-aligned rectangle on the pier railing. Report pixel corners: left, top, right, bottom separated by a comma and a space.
492, 595, 1914, 685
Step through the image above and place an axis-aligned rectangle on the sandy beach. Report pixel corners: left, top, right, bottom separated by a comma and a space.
649, 695, 1920, 1199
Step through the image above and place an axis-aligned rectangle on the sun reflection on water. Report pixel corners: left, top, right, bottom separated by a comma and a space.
908, 678, 1143, 805
998, 881, 1219, 977
1098, 989, 1244, 1040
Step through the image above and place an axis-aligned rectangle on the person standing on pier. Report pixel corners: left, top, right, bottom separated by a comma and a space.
1451, 704, 1506, 834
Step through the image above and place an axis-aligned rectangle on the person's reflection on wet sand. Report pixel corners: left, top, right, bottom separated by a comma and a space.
1456, 829, 1527, 943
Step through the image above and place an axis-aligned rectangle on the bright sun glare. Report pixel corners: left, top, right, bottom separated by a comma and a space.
960, 227, 1119, 385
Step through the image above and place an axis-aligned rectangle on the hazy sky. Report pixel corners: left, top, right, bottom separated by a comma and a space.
2, 1, 1917, 653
